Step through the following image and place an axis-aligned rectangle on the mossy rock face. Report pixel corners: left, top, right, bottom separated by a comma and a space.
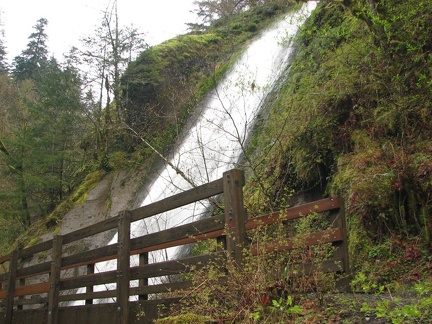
121, 1, 299, 140
155, 313, 212, 324
243, 0, 432, 274
122, 33, 226, 142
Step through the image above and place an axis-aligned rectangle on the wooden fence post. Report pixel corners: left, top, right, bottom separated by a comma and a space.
86, 263, 95, 304
17, 278, 25, 310
223, 169, 247, 266
117, 210, 131, 324
139, 252, 148, 300
331, 199, 351, 291
4, 249, 18, 324
48, 235, 63, 324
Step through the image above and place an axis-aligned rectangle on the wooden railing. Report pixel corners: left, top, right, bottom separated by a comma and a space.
0, 169, 349, 323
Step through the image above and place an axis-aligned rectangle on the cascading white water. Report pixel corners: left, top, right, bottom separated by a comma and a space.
75, 1, 317, 303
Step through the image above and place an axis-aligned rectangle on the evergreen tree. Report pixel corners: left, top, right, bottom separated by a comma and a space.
0, 21, 8, 73
12, 18, 49, 81
0, 77, 37, 228
0, 20, 86, 229
25, 57, 85, 212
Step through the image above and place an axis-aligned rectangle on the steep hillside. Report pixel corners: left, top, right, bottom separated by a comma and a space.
119, 2, 300, 154
244, 0, 432, 282
1, 0, 431, 322
9, 0, 431, 295
3, 2, 301, 251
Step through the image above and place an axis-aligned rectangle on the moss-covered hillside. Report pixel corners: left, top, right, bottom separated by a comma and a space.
120, 1, 301, 154
244, 0, 432, 281
119, 0, 432, 287
8, 0, 430, 294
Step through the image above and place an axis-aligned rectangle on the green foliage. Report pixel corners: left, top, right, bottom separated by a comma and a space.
43, 170, 104, 232
165, 211, 339, 322
360, 281, 432, 323
0, 49, 86, 234
244, 0, 432, 280
12, 18, 49, 81
154, 313, 212, 324
351, 271, 386, 294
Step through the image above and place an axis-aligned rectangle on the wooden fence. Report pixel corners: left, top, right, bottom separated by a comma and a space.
0, 169, 349, 323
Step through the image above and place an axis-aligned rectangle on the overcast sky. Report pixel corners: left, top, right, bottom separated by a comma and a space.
0, 0, 197, 63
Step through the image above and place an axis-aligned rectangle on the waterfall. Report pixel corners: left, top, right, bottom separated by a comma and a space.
77, 1, 317, 303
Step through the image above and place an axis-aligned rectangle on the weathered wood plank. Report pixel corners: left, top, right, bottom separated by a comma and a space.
58, 304, 119, 324
130, 253, 222, 282
246, 197, 341, 230
16, 261, 51, 279
129, 178, 224, 222
62, 216, 120, 245
61, 244, 118, 271
18, 240, 53, 259
59, 270, 117, 290
129, 214, 225, 252
13, 309, 47, 324
14, 296, 47, 306
59, 289, 117, 302
58, 280, 194, 303
3, 282, 49, 297
250, 227, 343, 255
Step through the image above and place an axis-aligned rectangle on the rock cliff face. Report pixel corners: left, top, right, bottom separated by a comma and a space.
41, 167, 150, 250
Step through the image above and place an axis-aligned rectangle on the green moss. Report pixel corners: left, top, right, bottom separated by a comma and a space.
243, 0, 432, 275
155, 314, 212, 324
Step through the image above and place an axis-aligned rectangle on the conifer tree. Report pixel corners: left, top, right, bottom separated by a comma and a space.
12, 18, 49, 81
0, 18, 85, 228
0, 21, 8, 73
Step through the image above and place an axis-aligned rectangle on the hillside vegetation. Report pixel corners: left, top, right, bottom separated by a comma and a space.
245, 0, 432, 280
164, 0, 432, 321
0, 1, 298, 252
0, 0, 431, 321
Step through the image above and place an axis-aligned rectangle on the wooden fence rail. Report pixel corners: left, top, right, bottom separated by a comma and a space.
0, 169, 349, 323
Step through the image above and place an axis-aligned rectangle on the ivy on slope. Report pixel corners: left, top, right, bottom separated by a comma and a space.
246, 0, 432, 273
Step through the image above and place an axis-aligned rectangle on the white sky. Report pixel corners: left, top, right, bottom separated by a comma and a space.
0, 0, 197, 63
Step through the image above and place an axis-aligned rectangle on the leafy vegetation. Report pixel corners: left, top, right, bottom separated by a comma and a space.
0, 0, 298, 251
243, 0, 432, 280
0, 0, 431, 321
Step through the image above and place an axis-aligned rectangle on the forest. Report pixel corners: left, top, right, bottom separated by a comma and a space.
0, 0, 431, 322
